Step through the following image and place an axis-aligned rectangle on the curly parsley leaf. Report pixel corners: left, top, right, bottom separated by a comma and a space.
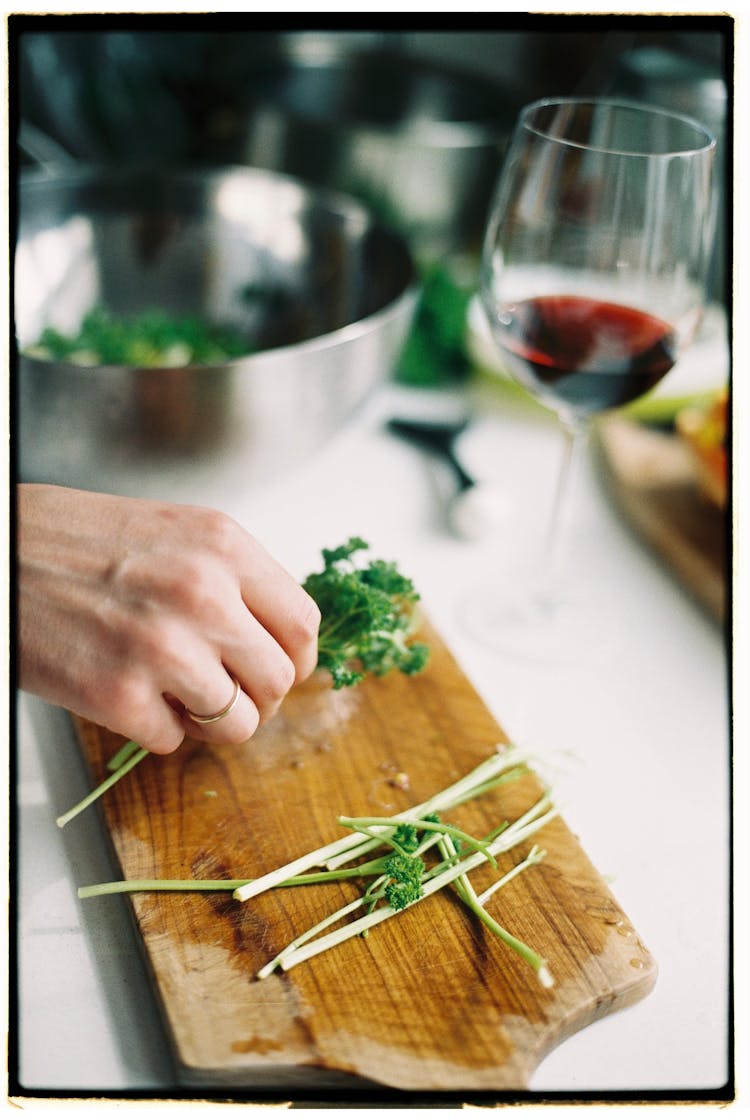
303, 538, 430, 690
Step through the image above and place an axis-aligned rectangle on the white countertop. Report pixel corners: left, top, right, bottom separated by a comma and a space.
13, 317, 738, 1105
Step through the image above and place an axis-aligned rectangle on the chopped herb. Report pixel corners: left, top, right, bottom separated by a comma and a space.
77, 746, 555, 985
26, 306, 253, 368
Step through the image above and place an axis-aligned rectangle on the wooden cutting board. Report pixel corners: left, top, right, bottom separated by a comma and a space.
595, 416, 727, 624
71, 619, 656, 1093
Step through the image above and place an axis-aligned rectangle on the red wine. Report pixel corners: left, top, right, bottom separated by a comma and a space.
490, 295, 677, 416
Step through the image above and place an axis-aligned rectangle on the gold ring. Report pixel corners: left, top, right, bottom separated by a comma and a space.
186, 676, 241, 724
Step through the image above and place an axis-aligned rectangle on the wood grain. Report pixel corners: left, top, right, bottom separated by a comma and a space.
595, 416, 727, 623
71, 619, 656, 1092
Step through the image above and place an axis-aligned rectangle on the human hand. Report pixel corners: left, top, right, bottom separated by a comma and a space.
17, 484, 321, 753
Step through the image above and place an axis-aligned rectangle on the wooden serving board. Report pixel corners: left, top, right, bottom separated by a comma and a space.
72, 619, 656, 1093
595, 416, 727, 624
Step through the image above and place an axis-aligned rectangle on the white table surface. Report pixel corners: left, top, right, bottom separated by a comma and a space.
13, 314, 740, 1108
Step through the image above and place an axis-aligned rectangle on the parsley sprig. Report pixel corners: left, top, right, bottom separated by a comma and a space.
304, 537, 429, 689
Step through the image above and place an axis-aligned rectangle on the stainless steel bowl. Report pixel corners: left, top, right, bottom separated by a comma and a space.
14, 165, 418, 496
241, 39, 519, 261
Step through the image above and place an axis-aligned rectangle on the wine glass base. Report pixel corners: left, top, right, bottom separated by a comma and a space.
459, 574, 614, 665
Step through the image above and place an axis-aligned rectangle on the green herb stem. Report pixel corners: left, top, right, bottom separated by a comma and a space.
78, 878, 252, 898
77, 858, 397, 900
57, 747, 149, 829
257, 895, 374, 981
439, 835, 552, 985
74, 748, 555, 985
234, 748, 524, 900
476, 844, 546, 906
339, 815, 499, 868
460, 887, 553, 986
106, 739, 142, 772
324, 747, 526, 871
267, 794, 556, 975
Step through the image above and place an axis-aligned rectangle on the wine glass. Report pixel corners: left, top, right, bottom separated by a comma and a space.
465, 97, 717, 661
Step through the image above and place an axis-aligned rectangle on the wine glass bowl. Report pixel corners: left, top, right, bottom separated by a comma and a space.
467, 97, 717, 660
480, 98, 715, 428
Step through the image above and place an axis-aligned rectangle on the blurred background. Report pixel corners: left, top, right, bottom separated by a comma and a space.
14, 22, 730, 298
9, 18, 732, 501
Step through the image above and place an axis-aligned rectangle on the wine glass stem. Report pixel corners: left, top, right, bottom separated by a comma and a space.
539, 420, 587, 602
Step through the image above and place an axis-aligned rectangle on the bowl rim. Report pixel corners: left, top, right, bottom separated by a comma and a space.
15, 162, 420, 373
17, 279, 421, 376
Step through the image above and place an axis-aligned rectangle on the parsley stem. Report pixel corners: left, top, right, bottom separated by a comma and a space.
269, 795, 556, 976
106, 739, 142, 772
476, 844, 546, 905
56, 747, 149, 829
439, 836, 552, 984
324, 747, 526, 872
459, 890, 552, 984
77, 859, 393, 899
257, 895, 374, 981
78, 879, 252, 898
74, 748, 555, 986
234, 748, 524, 900
339, 815, 499, 868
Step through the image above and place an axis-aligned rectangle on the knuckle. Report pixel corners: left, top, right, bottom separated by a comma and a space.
265, 656, 296, 703
103, 671, 154, 728
163, 555, 224, 618
248, 655, 296, 717
294, 594, 322, 646
285, 593, 321, 681
192, 506, 242, 562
